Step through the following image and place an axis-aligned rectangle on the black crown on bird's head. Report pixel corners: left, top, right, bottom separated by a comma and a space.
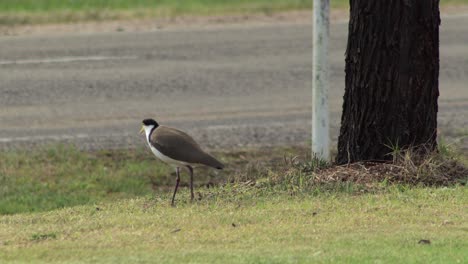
142, 119, 159, 127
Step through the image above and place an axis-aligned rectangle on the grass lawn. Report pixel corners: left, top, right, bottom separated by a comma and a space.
0, 145, 467, 262
0, 0, 467, 25
0, 0, 315, 25
0, 186, 466, 263
0, 146, 171, 214
0, 145, 307, 215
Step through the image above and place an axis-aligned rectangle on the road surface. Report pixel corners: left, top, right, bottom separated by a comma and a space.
0, 15, 467, 152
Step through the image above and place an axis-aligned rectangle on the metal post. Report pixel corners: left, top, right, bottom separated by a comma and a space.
312, 0, 330, 161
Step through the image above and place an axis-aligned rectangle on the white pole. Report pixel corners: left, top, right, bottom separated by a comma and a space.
312, 0, 330, 161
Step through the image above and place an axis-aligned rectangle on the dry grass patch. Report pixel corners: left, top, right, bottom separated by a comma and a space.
311, 146, 467, 187
226, 145, 468, 195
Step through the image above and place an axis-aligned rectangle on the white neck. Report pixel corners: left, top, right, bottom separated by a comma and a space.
143, 125, 155, 143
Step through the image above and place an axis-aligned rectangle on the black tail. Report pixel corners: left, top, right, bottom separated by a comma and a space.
200, 153, 224, 170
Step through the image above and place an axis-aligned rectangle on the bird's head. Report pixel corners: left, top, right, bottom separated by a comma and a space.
140, 118, 159, 135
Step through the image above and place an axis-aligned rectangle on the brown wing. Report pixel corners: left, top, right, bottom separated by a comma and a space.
150, 126, 224, 169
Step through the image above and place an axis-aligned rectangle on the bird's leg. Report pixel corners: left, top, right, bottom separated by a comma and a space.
171, 167, 181, 207
187, 166, 194, 202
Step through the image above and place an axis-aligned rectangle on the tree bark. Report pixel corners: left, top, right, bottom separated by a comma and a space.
336, 0, 440, 164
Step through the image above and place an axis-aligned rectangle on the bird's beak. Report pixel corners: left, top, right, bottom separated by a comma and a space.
139, 125, 144, 134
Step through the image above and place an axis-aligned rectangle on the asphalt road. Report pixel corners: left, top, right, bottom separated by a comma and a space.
0, 15, 467, 152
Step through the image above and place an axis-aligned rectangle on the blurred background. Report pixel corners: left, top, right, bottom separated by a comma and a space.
0, 0, 466, 152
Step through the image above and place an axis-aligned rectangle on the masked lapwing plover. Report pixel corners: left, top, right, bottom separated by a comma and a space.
140, 118, 224, 206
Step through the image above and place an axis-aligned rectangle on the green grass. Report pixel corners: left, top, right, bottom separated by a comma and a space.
1, 144, 466, 215
0, 145, 174, 214
0, 145, 466, 262
0, 186, 466, 263
0, 0, 316, 25
1, 0, 467, 26
0, 0, 315, 12
0, 145, 303, 215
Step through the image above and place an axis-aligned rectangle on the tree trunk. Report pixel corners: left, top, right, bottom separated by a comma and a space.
336, 0, 440, 164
